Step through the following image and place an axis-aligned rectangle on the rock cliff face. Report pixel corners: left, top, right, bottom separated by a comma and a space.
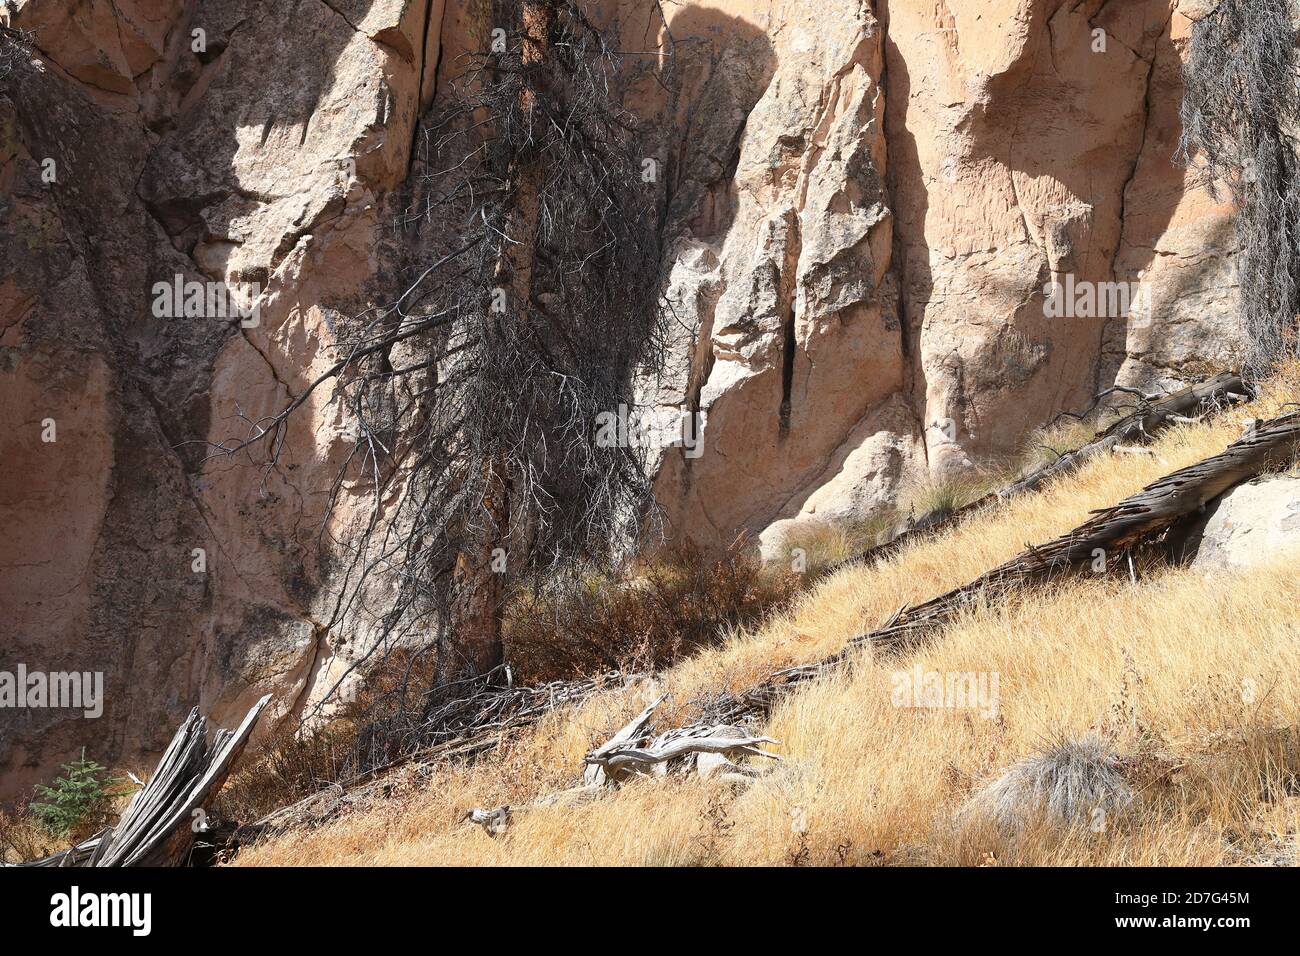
646, 0, 1244, 557
0, 0, 1248, 794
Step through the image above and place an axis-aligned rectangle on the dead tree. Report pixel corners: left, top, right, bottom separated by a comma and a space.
0, 24, 32, 80
202, 1, 675, 762
13, 697, 270, 868
1178, 0, 1300, 377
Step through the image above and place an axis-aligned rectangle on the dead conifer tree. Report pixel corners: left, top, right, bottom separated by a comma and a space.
1178, 0, 1300, 377
207, 1, 675, 764
449, 0, 560, 682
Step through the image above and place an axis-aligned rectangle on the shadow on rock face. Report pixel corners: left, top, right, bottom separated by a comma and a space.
0, 0, 401, 802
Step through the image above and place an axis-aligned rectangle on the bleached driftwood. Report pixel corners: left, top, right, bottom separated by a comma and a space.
582, 693, 665, 786
99, 695, 270, 866
582, 696, 778, 785
460, 697, 779, 836
585, 724, 780, 783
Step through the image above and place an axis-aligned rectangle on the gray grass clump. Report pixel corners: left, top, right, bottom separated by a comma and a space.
962, 734, 1133, 834
1177, 0, 1300, 378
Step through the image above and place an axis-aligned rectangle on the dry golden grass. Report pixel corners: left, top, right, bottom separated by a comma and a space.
0, 809, 61, 864
236, 382, 1300, 867
904, 471, 1001, 517
770, 512, 900, 572
1019, 414, 1108, 471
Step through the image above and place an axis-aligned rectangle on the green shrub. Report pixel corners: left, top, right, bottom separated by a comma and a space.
30, 749, 117, 839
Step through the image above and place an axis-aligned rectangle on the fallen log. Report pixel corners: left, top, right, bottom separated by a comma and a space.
992, 371, 1247, 500
245, 670, 635, 839
866, 406, 1300, 653
14, 696, 271, 867
582, 693, 666, 786
828, 372, 1248, 574
586, 725, 779, 781
701, 406, 1300, 726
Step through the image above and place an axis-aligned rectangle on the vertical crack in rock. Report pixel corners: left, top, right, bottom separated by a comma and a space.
778, 209, 802, 437
778, 301, 796, 436
877, 0, 925, 468
411, 0, 442, 169
1098, 4, 1173, 393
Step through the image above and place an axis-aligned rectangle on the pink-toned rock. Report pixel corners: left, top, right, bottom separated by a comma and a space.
0, 0, 1272, 799
646, 0, 911, 547
0, 0, 439, 796
646, 0, 1244, 554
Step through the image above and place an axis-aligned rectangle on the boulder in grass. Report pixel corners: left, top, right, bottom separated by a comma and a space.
1174, 476, 1300, 571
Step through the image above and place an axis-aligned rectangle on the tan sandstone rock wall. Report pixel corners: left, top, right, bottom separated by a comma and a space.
0, 0, 1251, 795
644, 0, 1243, 557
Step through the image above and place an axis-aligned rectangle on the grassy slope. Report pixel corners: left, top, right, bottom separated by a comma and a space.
237, 382, 1300, 866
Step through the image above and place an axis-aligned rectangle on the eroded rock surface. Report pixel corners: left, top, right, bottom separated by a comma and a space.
1, 0, 441, 795
0, 0, 1257, 794
645, 0, 1244, 558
